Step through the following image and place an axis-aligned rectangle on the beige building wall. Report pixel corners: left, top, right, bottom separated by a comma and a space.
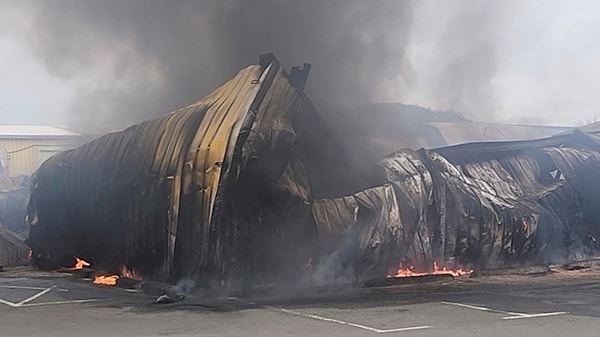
0, 137, 83, 177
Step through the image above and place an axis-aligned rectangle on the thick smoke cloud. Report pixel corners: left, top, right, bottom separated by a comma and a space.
0, 0, 515, 131
1, 0, 416, 131
416, 1, 509, 119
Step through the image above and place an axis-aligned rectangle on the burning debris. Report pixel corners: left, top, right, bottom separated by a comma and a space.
57, 257, 189, 303
23, 55, 600, 292
62, 257, 91, 271
93, 266, 142, 286
59, 258, 139, 287
389, 262, 472, 278
93, 275, 119, 286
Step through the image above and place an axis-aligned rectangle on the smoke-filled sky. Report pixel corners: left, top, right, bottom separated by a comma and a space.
1, 0, 599, 132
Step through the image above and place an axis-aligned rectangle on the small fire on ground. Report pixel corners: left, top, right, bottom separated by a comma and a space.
388, 261, 472, 278
93, 266, 142, 286
93, 275, 119, 285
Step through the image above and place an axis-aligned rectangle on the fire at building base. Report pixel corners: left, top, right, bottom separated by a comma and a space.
22, 54, 600, 291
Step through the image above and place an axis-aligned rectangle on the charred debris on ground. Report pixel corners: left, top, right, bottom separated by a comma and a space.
0, 176, 30, 268
17, 54, 600, 292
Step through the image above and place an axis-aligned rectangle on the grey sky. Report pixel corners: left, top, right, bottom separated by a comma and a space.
0, 1, 599, 130
0, 6, 72, 125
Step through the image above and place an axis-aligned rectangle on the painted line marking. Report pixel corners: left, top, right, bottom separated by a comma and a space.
15, 286, 55, 306
0, 285, 99, 308
0, 298, 18, 307
441, 301, 521, 316
502, 312, 567, 320
0, 285, 68, 292
442, 301, 568, 320
276, 307, 432, 333
20, 299, 100, 307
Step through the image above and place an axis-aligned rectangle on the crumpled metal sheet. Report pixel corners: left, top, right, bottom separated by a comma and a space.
274, 160, 311, 202
317, 131, 600, 276
385, 143, 599, 269
312, 196, 359, 248
25, 55, 333, 285
312, 184, 402, 273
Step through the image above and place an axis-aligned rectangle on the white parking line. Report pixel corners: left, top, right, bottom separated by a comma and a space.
0, 285, 69, 292
15, 286, 55, 306
441, 301, 522, 316
0, 298, 18, 307
0, 285, 99, 308
19, 299, 100, 307
276, 307, 432, 333
442, 301, 567, 320
502, 312, 568, 320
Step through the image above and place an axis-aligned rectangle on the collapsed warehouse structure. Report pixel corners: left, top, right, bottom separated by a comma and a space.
314, 128, 600, 280
25, 55, 600, 289
25, 55, 362, 288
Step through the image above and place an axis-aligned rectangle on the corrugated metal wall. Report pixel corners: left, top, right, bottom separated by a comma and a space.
0, 138, 83, 176
26, 55, 364, 286
26, 61, 275, 281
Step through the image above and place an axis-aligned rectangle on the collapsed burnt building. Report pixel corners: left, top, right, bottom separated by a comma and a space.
314, 128, 600, 280
25, 55, 600, 289
25, 55, 364, 287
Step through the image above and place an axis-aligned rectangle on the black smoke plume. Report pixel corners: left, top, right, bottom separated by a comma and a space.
3, 0, 417, 131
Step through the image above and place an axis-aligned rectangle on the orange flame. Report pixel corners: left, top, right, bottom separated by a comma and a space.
73, 257, 91, 270
93, 275, 119, 286
93, 266, 142, 286
389, 261, 472, 278
63, 257, 91, 271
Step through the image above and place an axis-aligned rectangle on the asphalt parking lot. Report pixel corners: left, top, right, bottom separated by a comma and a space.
1, 268, 600, 337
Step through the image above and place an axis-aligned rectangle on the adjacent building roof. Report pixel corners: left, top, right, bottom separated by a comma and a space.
430, 121, 572, 147
0, 125, 81, 138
